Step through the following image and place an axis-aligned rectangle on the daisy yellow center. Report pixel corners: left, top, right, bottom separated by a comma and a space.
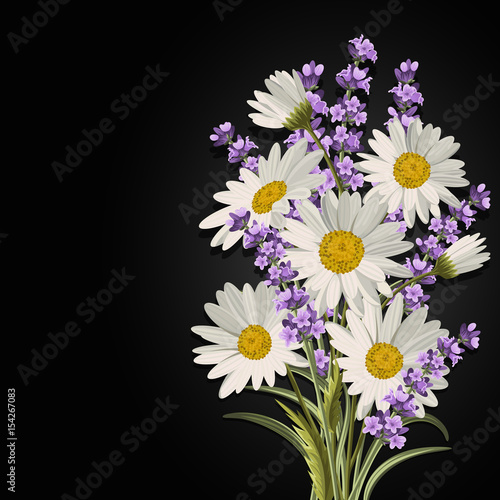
319, 230, 364, 274
252, 181, 287, 214
365, 342, 403, 380
238, 325, 272, 360
393, 152, 431, 189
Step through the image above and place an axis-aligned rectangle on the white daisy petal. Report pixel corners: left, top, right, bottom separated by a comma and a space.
199, 138, 327, 250
193, 282, 310, 398
359, 117, 468, 227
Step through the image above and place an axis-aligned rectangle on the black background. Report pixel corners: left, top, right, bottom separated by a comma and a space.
5, 1, 499, 499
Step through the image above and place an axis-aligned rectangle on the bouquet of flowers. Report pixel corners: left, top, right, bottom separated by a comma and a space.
191, 35, 491, 499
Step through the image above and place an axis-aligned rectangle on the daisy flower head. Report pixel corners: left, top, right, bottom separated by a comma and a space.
327, 294, 450, 420
282, 190, 413, 315
434, 233, 490, 279
247, 69, 313, 130
199, 138, 325, 250
356, 117, 469, 228
191, 282, 308, 398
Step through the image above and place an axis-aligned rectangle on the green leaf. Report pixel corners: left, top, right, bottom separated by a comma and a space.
403, 413, 450, 441
363, 446, 451, 500
323, 359, 342, 435
244, 384, 321, 424
223, 412, 306, 458
276, 400, 333, 500
289, 366, 327, 392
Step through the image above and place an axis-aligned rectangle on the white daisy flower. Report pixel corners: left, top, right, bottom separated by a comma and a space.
199, 138, 325, 250
191, 282, 308, 398
247, 69, 313, 130
435, 233, 490, 279
327, 294, 449, 420
356, 117, 469, 227
282, 190, 413, 315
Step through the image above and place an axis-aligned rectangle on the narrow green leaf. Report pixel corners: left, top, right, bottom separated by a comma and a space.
244, 384, 321, 424
403, 413, 450, 441
323, 359, 342, 435
363, 446, 451, 500
276, 400, 333, 500
289, 366, 327, 392
223, 412, 305, 458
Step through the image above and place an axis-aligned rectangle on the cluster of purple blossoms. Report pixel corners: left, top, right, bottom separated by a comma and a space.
382, 385, 419, 417
274, 285, 309, 312
415, 233, 446, 260
428, 215, 461, 244
448, 184, 491, 229
285, 116, 329, 153
209, 121, 259, 171
363, 408, 410, 450
458, 322, 481, 350
336, 35, 376, 94
469, 184, 491, 211
242, 223, 293, 273
402, 367, 434, 396
297, 60, 324, 91
387, 254, 434, 313
416, 349, 447, 379
386, 59, 423, 130
226, 207, 251, 232
314, 349, 330, 377
209, 121, 234, 146
436, 323, 481, 367
415, 184, 491, 263
279, 299, 326, 347
348, 35, 378, 63
384, 205, 407, 233
330, 95, 367, 128
238, 221, 297, 286
336, 64, 372, 95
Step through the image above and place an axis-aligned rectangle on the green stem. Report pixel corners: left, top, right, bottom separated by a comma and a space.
343, 394, 357, 499
302, 339, 340, 499
380, 270, 435, 309
286, 364, 316, 431
304, 122, 344, 196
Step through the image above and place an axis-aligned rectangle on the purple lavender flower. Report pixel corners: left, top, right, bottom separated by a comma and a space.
384, 415, 403, 434
348, 172, 364, 191
265, 260, 298, 286
240, 155, 260, 175
363, 416, 383, 436
382, 385, 419, 417
226, 207, 251, 232
437, 336, 465, 367
243, 221, 270, 248
448, 200, 476, 229
469, 184, 491, 211
363, 408, 409, 449
404, 254, 435, 284
415, 236, 445, 260
306, 90, 329, 116
395, 59, 419, 83
458, 323, 481, 350
336, 64, 372, 94
297, 60, 324, 90
348, 35, 377, 62
209, 122, 234, 146
384, 205, 407, 233
388, 433, 407, 450
404, 284, 424, 303
228, 135, 257, 163
386, 60, 423, 131
274, 285, 310, 312
314, 349, 330, 376
279, 325, 300, 347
